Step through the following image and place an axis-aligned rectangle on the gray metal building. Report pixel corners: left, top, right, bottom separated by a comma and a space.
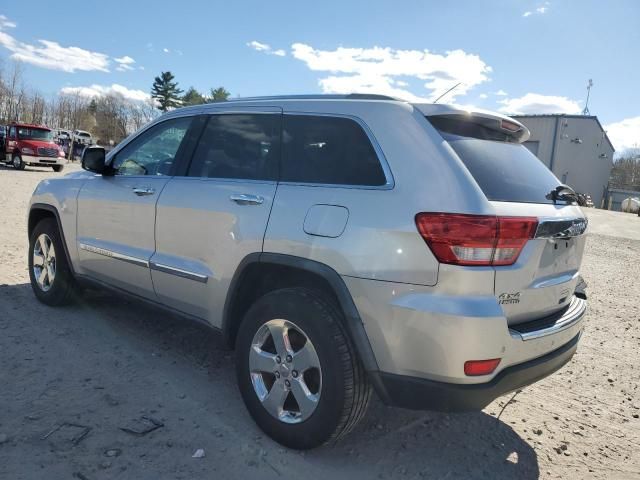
512, 114, 615, 207
604, 187, 640, 212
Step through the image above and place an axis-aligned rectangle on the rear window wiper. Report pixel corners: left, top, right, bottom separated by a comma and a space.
547, 185, 578, 204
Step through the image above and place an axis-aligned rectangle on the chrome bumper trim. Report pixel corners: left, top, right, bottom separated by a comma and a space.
509, 296, 586, 341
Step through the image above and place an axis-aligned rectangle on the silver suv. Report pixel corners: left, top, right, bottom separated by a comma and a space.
27, 94, 588, 449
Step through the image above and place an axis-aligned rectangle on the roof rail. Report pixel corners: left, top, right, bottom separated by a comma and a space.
215, 93, 401, 102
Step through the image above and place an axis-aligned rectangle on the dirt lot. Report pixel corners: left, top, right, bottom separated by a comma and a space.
1, 164, 639, 480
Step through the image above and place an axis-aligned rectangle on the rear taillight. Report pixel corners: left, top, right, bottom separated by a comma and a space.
415, 213, 538, 266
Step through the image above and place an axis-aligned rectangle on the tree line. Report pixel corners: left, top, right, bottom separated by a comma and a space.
151, 71, 230, 111
610, 149, 640, 191
0, 62, 231, 146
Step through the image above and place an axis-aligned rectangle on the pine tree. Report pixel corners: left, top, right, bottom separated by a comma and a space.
151, 71, 183, 112
182, 87, 206, 106
208, 87, 231, 102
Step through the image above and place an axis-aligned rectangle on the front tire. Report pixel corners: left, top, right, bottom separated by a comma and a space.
52, 165, 64, 172
235, 288, 371, 449
28, 218, 75, 306
12, 154, 25, 170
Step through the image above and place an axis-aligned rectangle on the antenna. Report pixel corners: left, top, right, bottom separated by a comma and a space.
582, 79, 593, 115
434, 82, 462, 103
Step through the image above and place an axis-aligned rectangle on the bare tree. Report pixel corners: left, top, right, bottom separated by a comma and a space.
610, 149, 640, 190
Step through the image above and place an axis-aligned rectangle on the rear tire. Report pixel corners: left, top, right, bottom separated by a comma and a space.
52, 165, 64, 172
28, 218, 75, 306
235, 287, 371, 449
12, 154, 25, 170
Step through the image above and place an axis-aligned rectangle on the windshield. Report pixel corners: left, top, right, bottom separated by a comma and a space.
441, 132, 563, 204
17, 127, 53, 141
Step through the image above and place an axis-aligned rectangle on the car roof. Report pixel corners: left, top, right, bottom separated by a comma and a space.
166, 94, 519, 121
11, 122, 51, 130
159, 94, 528, 141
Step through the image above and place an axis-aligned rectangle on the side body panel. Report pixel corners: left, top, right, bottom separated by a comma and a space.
76, 175, 171, 299
151, 177, 277, 324
151, 106, 282, 326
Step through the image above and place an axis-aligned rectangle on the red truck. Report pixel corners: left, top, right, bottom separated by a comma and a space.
3, 123, 66, 172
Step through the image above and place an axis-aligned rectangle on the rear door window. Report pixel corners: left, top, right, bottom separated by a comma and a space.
429, 118, 562, 204
281, 115, 387, 186
187, 114, 280, 181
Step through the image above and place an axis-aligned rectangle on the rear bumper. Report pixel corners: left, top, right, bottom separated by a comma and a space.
372, 331, 580, 411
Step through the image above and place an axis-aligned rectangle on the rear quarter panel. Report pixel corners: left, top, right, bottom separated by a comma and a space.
263, 102, 495, 285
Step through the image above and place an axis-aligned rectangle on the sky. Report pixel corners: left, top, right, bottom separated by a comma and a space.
0, 0, 639, 153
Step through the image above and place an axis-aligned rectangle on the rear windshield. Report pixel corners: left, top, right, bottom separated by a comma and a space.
431, 120, 563, 204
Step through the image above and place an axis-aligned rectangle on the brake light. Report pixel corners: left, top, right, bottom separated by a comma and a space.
415, 213, 537, 266
501, 119, 521, 132
464, 358, 501, 376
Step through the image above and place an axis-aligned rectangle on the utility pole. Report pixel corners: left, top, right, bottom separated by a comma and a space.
582, 79, 593, 115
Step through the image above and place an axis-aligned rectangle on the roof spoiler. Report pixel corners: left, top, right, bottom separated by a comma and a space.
414, 104, 531, 143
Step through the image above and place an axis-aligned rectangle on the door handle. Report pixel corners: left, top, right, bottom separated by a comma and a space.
132, 187, 155, 196
229, 193, 264, 205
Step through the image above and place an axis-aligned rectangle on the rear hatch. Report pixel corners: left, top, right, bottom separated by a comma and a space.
422, 109, 587, 325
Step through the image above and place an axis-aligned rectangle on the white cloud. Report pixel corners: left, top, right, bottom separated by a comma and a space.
523, 2, 550, 17
247, 41, 270, 52
114, 55, 135, 72
498, 93, 581, 114
289, 43, 492, 102
114, 55, 135, 65
247, 40, 287, 57
0, 14, 136, 74
163, 48, 169, 53
0, 14, 16, 29
0, 33, 110, 72
479, 93, 488, 99
60, 83, 150, 102
494, 89, 508, 96
605, 116, 640, 153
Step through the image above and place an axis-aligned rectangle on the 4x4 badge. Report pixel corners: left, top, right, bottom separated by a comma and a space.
499, 292, 521, 305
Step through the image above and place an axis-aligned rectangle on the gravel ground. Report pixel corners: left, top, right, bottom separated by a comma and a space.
1, 164, 639, 480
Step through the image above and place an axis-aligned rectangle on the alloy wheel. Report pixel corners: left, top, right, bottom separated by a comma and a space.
249, 319, 322, 424
33, 233, 56, 292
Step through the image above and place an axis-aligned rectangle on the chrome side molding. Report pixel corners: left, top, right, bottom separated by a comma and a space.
79, 242, 149, 268
534, 217, 588, 239
79, 242, 209, 283
149, 262, 209, 284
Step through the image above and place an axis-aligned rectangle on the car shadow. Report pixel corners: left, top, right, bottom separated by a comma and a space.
0, 282, 539, 479
0, 163, 62, 173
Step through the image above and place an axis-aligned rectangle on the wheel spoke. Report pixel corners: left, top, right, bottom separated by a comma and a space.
268, 322, 293, 357
38, 267, 48, 286
39, 236, 49, 259
262, 380, 288, 415
291, 378, 319, 419
33, 253, 45, 267
46, 265, 55, 285
292, 341, 320, 372
249, 346, 277, 373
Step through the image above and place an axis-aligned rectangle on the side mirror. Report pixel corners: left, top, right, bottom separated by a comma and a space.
82, 146, 108, 174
